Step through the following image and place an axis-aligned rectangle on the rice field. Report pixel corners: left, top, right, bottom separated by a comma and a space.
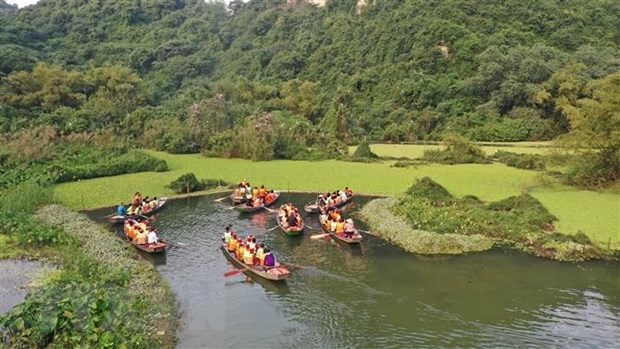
53, 147, 619, 248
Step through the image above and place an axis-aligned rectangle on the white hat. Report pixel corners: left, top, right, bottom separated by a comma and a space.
346, 218, 353, 223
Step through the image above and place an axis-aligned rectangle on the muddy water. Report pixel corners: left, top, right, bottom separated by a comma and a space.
89, 193, 620, 348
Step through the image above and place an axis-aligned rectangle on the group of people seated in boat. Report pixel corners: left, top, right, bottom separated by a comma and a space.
117, 192, 159, 216
222, 226, 278, 268
123, 218, 160, 245
233, 180, 276, 207
314, 187, 353, 209
319, 208, 361, 239
279, 203, 302, 229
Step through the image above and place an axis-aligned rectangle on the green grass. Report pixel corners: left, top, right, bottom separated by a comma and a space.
53, 150, 619, 248
349, 142, 553, 158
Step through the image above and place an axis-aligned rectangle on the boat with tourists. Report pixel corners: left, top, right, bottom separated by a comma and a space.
106, 196, 168, 223
235, 190, 280, 213
120, 219, 167, 253
318, 213, 363, 244
304, 189, 354, 214
276, 203, 304, 236
221, 245, 290, 281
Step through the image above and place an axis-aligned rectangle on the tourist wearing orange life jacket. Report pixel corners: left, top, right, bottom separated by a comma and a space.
135, 229, 148, 245
335, 217, 345, 235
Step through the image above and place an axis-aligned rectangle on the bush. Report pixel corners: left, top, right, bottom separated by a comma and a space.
352, 141, 379, 159
491, 151, 546, 171
167, 173, 229, 194
422, 134, 489, 164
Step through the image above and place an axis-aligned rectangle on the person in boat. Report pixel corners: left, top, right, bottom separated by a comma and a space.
227, 234, 238, 252
263, 248, 276, 267
236, 240, 246, 261
344, 218, 355, 238
141, 200, 151, 214
345, 187, 353, 197
133, 192, 142, 206
243, 247, 255, 266
135, 227, 148, 245
149, 197, 159, 209
338, 189, 348, 202
256, 243, 266, 265
335, 217, 346, 236
258, 185, 267, 201
241, 179, 249, 187
223, 226, 233, 243
147, 228, 159, 245
117, 202, 127, 216
286, 211, 298, 228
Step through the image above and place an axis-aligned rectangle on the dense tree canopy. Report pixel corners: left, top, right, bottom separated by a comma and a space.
0, 0, 619, 180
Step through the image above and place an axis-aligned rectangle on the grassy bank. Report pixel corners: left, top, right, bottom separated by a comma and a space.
52, 150, 619, 249
0, 204, 178, 348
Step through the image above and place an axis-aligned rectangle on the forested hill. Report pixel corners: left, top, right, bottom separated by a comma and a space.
1, 0, 619, 156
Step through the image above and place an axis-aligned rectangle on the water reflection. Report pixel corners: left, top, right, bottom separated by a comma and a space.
86, 193, 620, 348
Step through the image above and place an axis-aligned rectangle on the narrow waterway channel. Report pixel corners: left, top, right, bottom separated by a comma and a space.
89, 193, 620, 348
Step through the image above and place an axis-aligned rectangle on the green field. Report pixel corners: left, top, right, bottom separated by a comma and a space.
54, 148, 619, 248
349, 142, 553, 158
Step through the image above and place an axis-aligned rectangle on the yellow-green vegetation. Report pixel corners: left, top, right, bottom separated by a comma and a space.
349, 142, 553, 159
359, 197, 495, 254
53, 150, 619, 249
0, 205, 178, 348
361, 178, 609, 261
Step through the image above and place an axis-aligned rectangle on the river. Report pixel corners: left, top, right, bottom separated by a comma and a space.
89, 193, 620, 348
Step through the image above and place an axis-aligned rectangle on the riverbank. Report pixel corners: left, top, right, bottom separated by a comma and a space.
0, 205, 179, 348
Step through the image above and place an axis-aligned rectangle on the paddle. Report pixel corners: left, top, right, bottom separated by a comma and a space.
263, 206, 277, 213
213, 196, 229, 202
281, 262, 304, 270
310, 233, 329, 239
358, 229, 380, 237
265, 225, 280, 233
224, 267, 249, 277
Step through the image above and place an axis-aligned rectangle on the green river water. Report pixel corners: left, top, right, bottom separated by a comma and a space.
92, 193, 619, 348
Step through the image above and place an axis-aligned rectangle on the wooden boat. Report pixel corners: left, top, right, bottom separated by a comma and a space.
276, 206, 304, 236
221, 245, 290, 281
321, 225, 363, 244
304, 194, 354, 214
131, 239, 167, 253
230, 192, 247, 205
118, 225, 167, 253
234, 191, 280, 213
318, 216, 362, 243
105, 197, 168, 224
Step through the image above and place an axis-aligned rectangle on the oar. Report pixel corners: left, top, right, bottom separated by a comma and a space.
310, 233, 329, 239
263, 206, 277, 213
265, 225, 280, 233
358, 229, 380, 237
281, 262, 305, 270
214, 196, 229, 202
224, 267, 249, 277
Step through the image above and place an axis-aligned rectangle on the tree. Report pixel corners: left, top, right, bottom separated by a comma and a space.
555, 71, 620, 187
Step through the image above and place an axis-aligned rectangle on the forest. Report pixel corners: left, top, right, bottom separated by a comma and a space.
0, 0, 619, 188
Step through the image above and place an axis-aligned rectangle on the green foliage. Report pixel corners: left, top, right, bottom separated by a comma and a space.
167, 173, 227, 194
404, 177, 454, 205
352, 140, 379, 159
168, 173, 204, 193
490, 150, 546, 171
422, 134, 489, 164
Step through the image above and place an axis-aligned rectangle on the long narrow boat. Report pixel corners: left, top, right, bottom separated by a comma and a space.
235, 191, 281, 213
105, 197, 168, 224
276, 207, 304, 236
321, 225, 363, 244
230, 192, 246, 205
221, 245, 290, 281
304, 194, 354, 214
131, 239, 167, 253
118, 226, 167, 253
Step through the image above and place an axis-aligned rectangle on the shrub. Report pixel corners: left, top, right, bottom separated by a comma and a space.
422, 134, 489, 164
168, 173, 204, 194
491, 151, 546, 171
352, 141, 379, 159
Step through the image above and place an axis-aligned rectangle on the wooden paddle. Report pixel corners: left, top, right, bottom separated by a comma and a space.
264, 225, 280, 233
224, 267, 249, 277
213, 196, 229, 202
358, 229, 380, 237
310, 233, 329, 239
